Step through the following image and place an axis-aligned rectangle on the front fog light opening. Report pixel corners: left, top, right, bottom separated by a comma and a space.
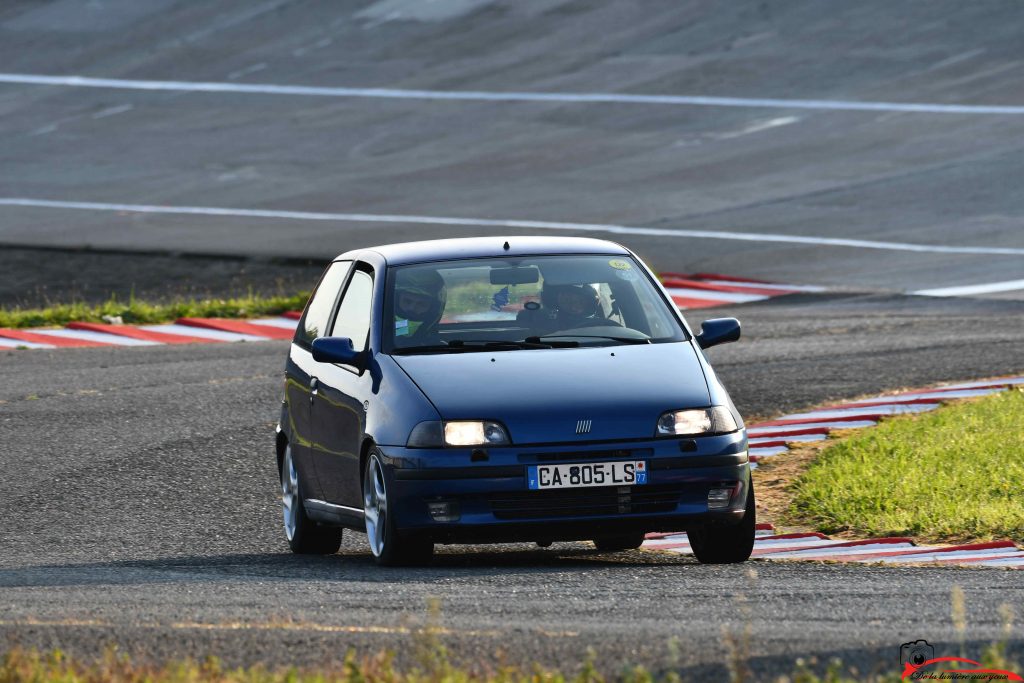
427, 500, 460, 522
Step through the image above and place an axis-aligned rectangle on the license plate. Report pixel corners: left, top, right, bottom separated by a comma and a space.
527, 461, 647, 490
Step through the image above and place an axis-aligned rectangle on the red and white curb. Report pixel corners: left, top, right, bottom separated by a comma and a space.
644, 525, 1024, 568
660, 272, 826, 310
0, 312, 302, 350
746, 376, 1024, 465
0, 273, 825, 350
643, 375, 1024, 569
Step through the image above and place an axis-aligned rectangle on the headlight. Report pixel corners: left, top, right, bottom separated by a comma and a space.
406, 420, 511, 447
656, 407, 739, 436
444, 420, 510, 447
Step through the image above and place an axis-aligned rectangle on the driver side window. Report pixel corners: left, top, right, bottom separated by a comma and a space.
331, 267, 374, 350
296, 260, 351, 347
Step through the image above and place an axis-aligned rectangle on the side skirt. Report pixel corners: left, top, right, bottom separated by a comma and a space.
304, 498, 365, 530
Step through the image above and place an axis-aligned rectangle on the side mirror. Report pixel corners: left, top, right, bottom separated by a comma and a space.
695, 318, 741, 350
311, 336, 364, 368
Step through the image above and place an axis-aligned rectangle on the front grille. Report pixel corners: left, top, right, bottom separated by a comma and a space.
488, 484, 683, 520
521, 448, 653, 463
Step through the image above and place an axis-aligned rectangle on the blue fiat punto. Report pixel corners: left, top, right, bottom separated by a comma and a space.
276, 236, 753, 566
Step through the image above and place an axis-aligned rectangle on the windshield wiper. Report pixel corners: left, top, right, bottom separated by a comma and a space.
391, 343, 463, 355
527, 334, 650, 345
391, 339, 564, 355
449, 339, 558, 350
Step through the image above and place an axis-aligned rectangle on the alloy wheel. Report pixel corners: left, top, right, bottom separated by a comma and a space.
281, 445, 300, 541
364, 454, 388, 557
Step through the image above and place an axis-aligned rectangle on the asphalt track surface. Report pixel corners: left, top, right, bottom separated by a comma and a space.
2, 294, 1022, 677
0, 245, 325, 308
1, 1, 1023, 295
2, 0, 1024, 677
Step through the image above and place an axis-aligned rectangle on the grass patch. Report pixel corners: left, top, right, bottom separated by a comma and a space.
0, 291, 309, 329
789, 390, 1024, 542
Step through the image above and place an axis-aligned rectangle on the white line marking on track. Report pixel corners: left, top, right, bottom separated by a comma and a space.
227, 63, 267, 80
913, 279, 1024, 297
2, 198, 1022, 256
4, 73, 1024, 115
91, 104, 133, 119
926, 49, 987, 73
714, 116, 800, 139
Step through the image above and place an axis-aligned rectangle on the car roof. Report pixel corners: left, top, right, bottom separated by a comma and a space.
335, 236, 630, 266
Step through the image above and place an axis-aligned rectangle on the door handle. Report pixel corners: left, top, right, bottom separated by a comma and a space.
309, 377, 319, 404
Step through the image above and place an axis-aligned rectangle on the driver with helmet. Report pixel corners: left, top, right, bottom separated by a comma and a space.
393, 269, 447, 343
548, 284, 610, 328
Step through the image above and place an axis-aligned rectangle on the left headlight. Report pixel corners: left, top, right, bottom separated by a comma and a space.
656, 407, 739, 437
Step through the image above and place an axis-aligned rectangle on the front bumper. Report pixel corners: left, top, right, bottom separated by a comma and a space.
379, 432, 750, 543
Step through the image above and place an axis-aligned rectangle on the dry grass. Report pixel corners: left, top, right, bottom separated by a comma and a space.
751, 429, 863, 534
2, 594, 1018, 683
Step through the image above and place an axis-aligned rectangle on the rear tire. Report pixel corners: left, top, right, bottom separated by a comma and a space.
688, 482, 756, 564
592, 532, 646, 552
280, 444, 342, 554
364, 450, 434, 567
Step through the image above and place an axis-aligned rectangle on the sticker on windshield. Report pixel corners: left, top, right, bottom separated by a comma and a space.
608, 259, 632, 270
615, 268, 639, 281
490, 285, 510, 312
395, 318, 410, 336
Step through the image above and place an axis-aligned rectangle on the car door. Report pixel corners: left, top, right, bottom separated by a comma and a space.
284, 259, 352, 500
310, 261, 376, 507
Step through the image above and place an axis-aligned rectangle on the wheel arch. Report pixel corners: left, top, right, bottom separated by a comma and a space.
276, 428, 289, 475
359, 436, 377, 483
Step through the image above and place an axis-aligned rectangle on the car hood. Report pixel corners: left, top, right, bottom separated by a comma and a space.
392, 342, 712, 444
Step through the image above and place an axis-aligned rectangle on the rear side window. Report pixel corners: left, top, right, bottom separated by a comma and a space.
296, 260, 351, 346
331, 268, 374, 350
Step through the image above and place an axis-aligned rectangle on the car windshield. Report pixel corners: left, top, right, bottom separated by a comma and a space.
383, 254, 687, 353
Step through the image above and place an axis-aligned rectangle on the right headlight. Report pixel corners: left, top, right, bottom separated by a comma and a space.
656, 407, 739, 437
443, 420, 510, 447
406, 420, 511, 448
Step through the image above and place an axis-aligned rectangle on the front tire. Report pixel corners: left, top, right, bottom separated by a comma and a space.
364, 450, 434, 566
688, 482, 756, 564
592, 532, 646, 552
281, 443, 342, 554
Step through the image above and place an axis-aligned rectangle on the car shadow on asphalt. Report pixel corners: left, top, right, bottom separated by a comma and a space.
0, 546, 699, 588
